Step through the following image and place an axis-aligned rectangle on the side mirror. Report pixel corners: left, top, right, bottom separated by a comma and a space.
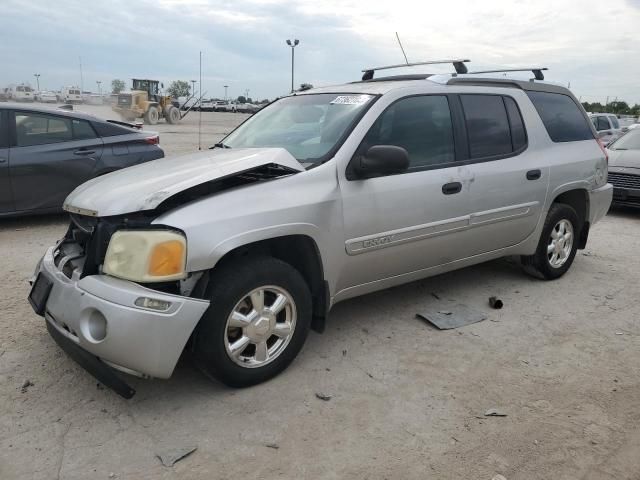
353, 145, 409, 178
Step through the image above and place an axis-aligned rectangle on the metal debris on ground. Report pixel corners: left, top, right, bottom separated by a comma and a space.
265, 443, 280, 449
484, 408, 508, 417
416, 304, 487, 330
315, 392, 332, 401
21, 380, 34, 393
156, 446, 197, 467
488, 296, 504, 309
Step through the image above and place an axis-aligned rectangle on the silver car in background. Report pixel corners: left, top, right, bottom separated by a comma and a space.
607, 128, 640, 207
28, 64, 612, 397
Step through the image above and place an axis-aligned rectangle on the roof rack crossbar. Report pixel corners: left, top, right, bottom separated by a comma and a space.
467, 67, 549, 81
361, 59, 470, 81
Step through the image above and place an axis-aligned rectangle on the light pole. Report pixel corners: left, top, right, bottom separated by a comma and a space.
286, 39, 299, 93
244, 89, 250, 101
224, 85, 228, 101
34, 73, 40, 91
190, 79, 197, 97
96, 81, 102, 95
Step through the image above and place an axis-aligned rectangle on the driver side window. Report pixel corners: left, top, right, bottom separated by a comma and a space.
360, 95, 455, 169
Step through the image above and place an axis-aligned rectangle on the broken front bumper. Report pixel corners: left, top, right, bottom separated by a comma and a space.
34, 247, 209, 391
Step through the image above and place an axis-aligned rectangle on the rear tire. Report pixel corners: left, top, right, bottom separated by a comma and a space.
165, 106, 180, 124
193, 256, 312, 387
144, 105, 159, 125
521, 203, 580, 280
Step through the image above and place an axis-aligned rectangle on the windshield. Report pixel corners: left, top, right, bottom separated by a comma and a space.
222, 93, 375, 165
610, 129, 640, 150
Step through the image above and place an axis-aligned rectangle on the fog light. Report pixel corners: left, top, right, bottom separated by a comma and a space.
80, 309, 107, 343
135, 297, 172, 311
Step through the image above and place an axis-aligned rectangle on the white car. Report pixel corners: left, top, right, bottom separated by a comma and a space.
60, 86, 83, 104
8, 84, 34, 102
36, 91, 58, 103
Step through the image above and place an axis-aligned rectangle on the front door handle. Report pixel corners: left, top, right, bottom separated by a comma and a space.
74, 149, 96, 156
526, 169, 542, 180
442, 182, 462, 195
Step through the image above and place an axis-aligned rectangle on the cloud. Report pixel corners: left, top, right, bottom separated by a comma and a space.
1, 0, 639, 104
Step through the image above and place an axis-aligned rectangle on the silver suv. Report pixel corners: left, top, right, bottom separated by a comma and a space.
29, 62, 612, 397
589, 113, 624, 145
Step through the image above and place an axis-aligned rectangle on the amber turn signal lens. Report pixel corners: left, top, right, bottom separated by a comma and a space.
148, 240, 185, 277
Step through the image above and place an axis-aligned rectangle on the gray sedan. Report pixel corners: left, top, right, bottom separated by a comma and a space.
607, 128, 640, 207
0, 104, 164, 217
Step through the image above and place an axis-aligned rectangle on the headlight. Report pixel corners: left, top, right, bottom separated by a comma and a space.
103, 230, 187, 282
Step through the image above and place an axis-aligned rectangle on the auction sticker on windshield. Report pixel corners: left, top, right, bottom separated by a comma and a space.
330, 95, 371, 105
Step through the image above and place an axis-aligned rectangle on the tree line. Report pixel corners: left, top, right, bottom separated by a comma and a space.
581, 100, 640, 116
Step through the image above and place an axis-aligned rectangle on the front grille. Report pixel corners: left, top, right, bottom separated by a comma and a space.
608, 172, 640, 190
118, 94, 132, 107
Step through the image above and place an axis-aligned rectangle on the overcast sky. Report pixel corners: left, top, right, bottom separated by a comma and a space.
1, 0, 639, 104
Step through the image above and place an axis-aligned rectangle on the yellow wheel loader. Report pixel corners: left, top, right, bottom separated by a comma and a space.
112, 79, 181, 125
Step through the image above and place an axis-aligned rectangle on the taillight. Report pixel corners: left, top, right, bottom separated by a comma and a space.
145, 135, 159, 145
596, 138, 608, 164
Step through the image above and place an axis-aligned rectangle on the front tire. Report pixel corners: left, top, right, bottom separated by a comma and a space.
193, 257, 312, 387
144, 105, 159, 125
521, 203, 579, 280
165, 106, 180, 124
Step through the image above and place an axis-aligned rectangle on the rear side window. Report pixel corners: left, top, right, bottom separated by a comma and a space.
91, 121, 135, 137
526, 91, 593, 142
460, 95, 512, 158
15, 113, 72, 146
504, 97, 527, 151
595, 116, 610, 131
609, 116, 620, 129
72, 119, 97, 140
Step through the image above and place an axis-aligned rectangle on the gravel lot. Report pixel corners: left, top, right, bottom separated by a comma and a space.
1, 104, 640, 479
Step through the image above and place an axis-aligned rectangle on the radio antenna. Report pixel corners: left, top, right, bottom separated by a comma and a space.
198, 51, 202, 151
395, 32, 409, 65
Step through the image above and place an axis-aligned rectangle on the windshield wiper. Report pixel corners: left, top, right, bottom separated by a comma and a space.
612, 148, 627, 150
210, 142, 231, 149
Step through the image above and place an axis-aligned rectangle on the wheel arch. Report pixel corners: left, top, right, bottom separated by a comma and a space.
202, 232, 329, 333
550, 187, 590, 249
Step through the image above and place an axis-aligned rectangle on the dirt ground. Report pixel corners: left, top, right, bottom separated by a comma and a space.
1, 104, 640, 479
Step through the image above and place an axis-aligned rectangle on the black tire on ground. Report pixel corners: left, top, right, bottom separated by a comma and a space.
165, 106, 180, 124
521, 203, 580, 280
193, 256, 312, 387
144, 105, 159, 125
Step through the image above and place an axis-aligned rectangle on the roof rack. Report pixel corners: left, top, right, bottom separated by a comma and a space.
361, 59, 470, 81
466, 67, 548, 81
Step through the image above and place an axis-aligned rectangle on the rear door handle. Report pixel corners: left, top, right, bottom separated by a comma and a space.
442, 182, 462, 195
526, 169, 542, 180
74, 149, 96, 156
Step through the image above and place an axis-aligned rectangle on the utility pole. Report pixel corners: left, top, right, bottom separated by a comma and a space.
96, 81, 102, 95
79, 56, 84, 93
286, 39, 299, 93
244, 89, 250, 100
198, 52, 202, 151
33, 73, 40, 91
224, 85, 228, 101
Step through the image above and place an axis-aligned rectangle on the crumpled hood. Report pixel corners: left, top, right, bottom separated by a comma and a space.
607, 149, 640, 171
64, 148, 304, 217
